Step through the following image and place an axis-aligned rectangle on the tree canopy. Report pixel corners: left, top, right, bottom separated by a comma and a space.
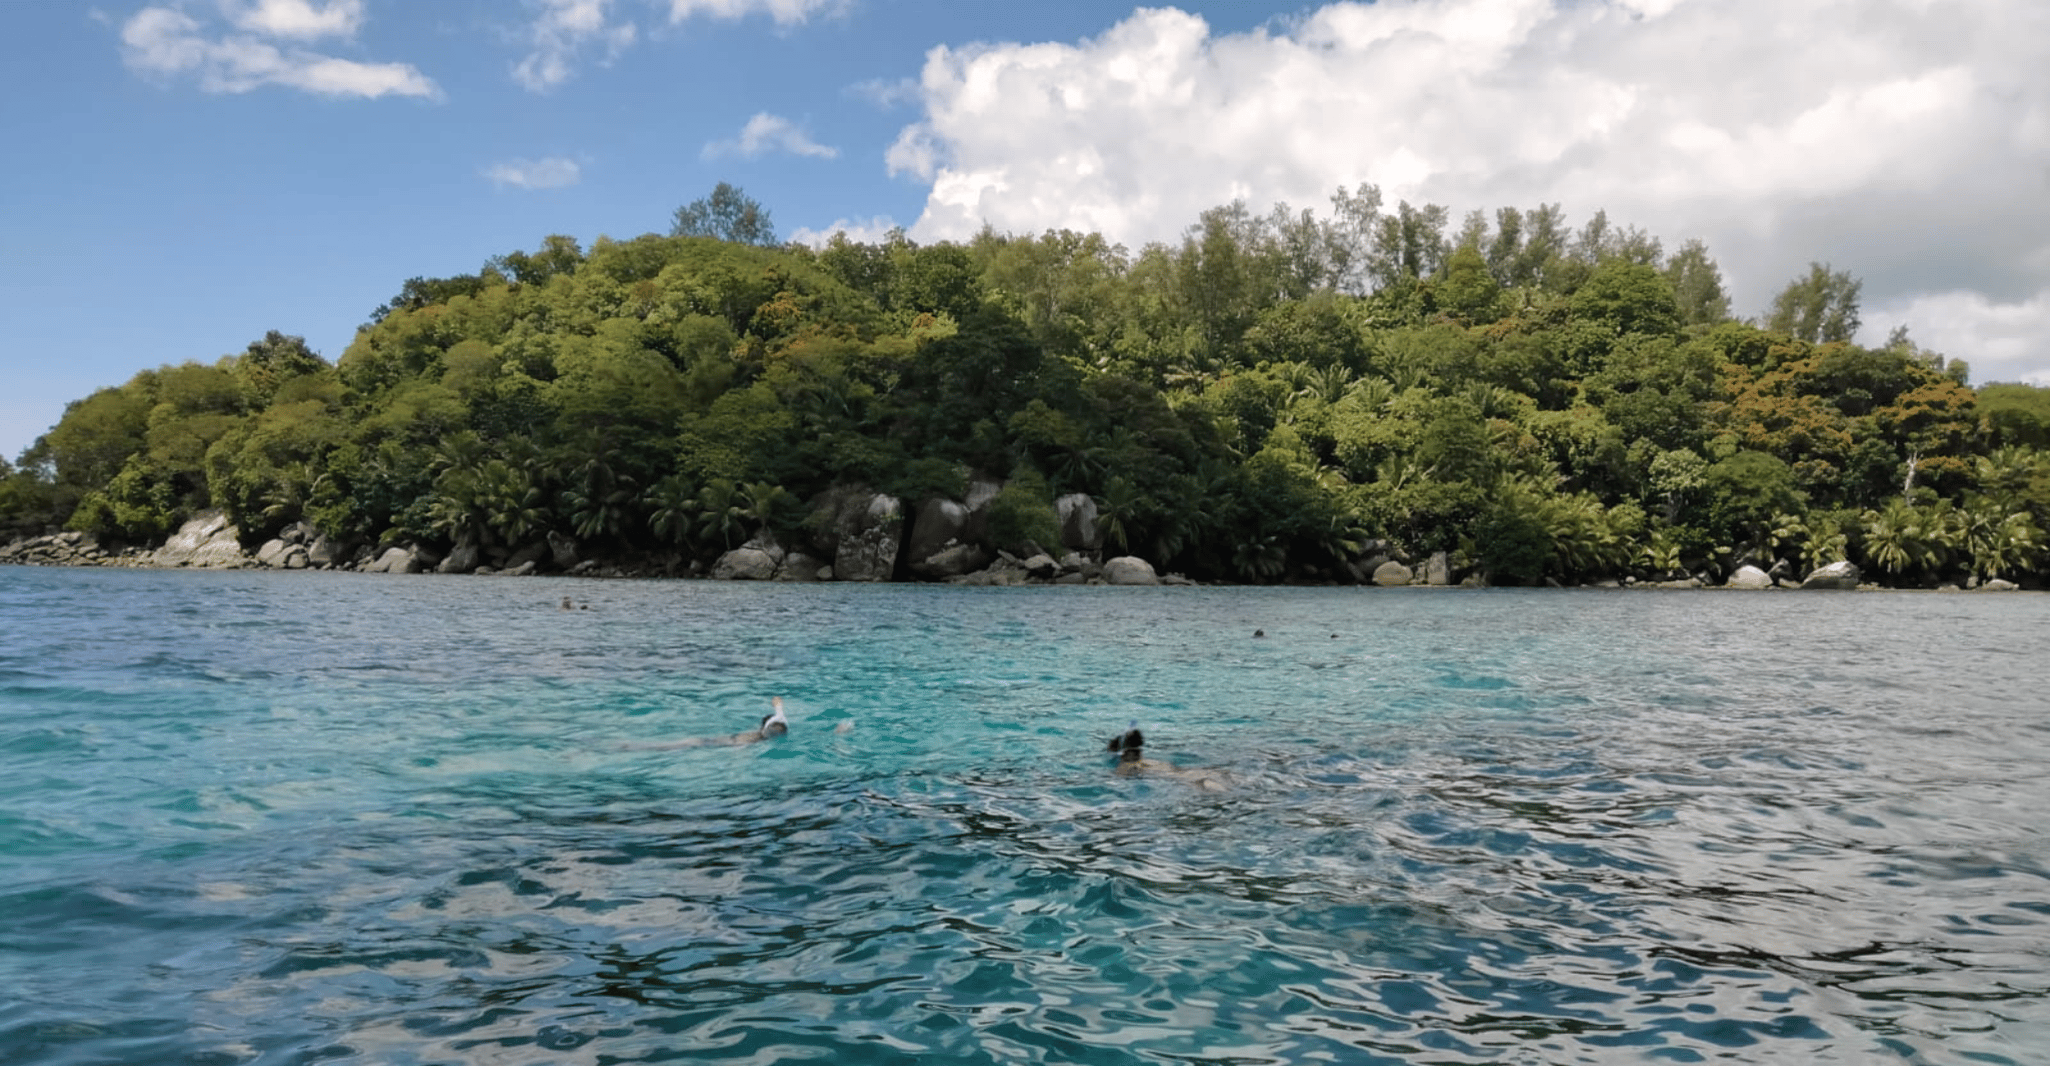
8, 183, 2047, 588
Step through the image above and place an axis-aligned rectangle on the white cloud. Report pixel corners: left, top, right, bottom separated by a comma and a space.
787, 215, 902, 248
514, 0, 638, 93
665, 0, 840, 26
1863, 291, 2050, 385
509, 0, 832, 92
703, 112, 837, 159
120, 3, 437, 98
484, 156, 583, 190
851, 75, 920, 109
221, 0, 364, 40
887, 0, 2050, 384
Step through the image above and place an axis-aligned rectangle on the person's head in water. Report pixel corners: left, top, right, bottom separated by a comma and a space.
760, 697, 789, 737
1107, 725, 1144, 764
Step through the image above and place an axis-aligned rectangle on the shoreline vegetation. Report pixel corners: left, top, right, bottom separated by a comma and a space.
5, 184, 2048, 591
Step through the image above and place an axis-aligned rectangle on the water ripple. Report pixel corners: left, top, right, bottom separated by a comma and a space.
2, 570, 2047, 1063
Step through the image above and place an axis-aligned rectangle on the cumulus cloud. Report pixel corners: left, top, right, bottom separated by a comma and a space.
703, 112, 837, 159
514, 0, 638, 93
787, 215, 902, 248
887, 0, 2050, 383
483, 156, 583, 190
120, 3, 436, 98
664, 0, 841, 26
221, 0, 364, 39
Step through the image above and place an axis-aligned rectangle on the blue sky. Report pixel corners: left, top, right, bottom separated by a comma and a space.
5, 0, 2047, 463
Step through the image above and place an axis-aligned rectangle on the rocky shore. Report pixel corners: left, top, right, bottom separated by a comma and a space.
0, 482, 2029, 592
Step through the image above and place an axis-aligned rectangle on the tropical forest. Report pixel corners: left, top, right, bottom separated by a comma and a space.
6, 183, 2050, 587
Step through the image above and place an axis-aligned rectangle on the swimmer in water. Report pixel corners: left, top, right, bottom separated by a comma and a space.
630, 697, 789, 750
1106, 723, 1228, 791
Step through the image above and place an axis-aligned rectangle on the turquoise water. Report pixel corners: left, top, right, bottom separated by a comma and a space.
3, 567, 2048, 1065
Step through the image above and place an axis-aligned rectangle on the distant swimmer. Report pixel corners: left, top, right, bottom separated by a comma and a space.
1106, 723, 1228, 791
629, 697, 790, 750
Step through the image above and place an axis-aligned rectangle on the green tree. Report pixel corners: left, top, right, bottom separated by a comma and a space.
671, 183, 777, 246
1767, 262, 1862, 343
1664, 238, 1731, 327
1570, 261, 1681, 339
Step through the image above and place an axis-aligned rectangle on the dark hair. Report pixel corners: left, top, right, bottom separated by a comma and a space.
1109, 727, 1144, 763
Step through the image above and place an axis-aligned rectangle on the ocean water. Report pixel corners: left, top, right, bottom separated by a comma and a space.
2, 567, 2047, 1065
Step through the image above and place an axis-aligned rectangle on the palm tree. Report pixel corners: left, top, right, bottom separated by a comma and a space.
739, 481, 792, 539
1232, 532, 1287, 582
1798, 515, 1848, 571
1638, 528, 1685, 579
645, 473, 698, 548
430, 430, 490, 478
1094, 475, 1148, 556
1962, 501, 2042, 581
1859, 499, 1914, 578
480, 460, 546, 547
696, 479, 747, 550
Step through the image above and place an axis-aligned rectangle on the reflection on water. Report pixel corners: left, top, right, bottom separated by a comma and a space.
2, 569, 2047, 1063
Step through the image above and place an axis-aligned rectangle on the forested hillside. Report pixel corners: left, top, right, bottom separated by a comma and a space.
7, 184, 2050, 586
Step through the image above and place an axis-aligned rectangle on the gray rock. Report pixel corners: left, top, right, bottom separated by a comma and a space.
364, 546, 415, 574
1726, 564, 1774, 589
306, 533, 343, 567
1161, 572, 1196, 586
548, 530, 579, 570
739, 531, 786, 566
712, 548, 778, 580
1103, 556, 1160, 585
255, 538, 293, 568
962, 476, 1002, 543
834, 493, 904, 582
776, 552, 827, 581
1055, 493, 1101, 553
806, 485, 878, 558
952, 566, 1027, 587
281, 547, 310, 570
505, 542, 548, 572
1344, 557, 1394, 582
906, 497, 971, 565
437, 539, 481, 575
1372, 561, 1413, 587
1021, 553, 1060, 580
154, 511, 248, 568
1799, 560, 1862, 590
1425, 551, 1451, 586
913, 542, 991, 580
505, 560, 538, 577
1980, 578, 2020, 591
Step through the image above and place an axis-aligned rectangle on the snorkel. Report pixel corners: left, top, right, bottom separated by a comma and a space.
760, 697, 789, 737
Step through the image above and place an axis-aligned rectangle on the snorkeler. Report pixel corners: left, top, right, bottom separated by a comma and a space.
1106, 722, 1227, 791
630, 697, 789, 750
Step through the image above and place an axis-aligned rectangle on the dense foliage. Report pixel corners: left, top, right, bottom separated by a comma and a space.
8, 184, 2050, 586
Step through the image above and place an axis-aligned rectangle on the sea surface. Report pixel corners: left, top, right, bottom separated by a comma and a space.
2, 566, 2047, 1065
